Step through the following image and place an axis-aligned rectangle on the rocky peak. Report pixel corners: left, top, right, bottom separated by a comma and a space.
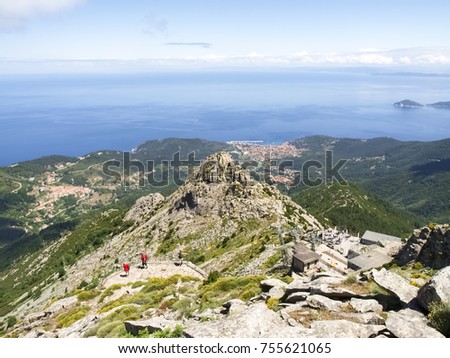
195, 152, 250, 185
396, 225, 450, 269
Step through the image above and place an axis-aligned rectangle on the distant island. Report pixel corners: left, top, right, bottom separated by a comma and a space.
427, 101, 450, 109
393, 99, 423, 108
394, 99, 450, 109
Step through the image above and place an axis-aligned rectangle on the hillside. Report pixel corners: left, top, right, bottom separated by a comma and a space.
290, 183, 421, 237
290, 136, 450, 222
0, 151, 321, 319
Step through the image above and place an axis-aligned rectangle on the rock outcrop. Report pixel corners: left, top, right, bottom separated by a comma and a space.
396, 226, 450, 269
417, 266, 450, 311
370, 268, 418, 305
124, 193, 165, 223
385, 309, 444, 338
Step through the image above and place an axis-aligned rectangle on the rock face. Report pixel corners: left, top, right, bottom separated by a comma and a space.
417, 266, 450, 311
124, 193, 165, 223
396, 226, 450, 269
306, 295, 343, 312
349, 298, 383, 314
370, 268, 418, 304
310, 320, 385, 338
385, 309, 444, 338
184, 303, 311, 338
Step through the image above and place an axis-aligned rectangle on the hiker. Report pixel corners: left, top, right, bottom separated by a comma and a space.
140, 252, 148, 268
177, 249, 183, 265
123, 262, 130, 276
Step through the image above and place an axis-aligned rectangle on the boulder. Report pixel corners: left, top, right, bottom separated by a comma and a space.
349, 298, 383, 313
184, 303, 312, 338
284, 292, 310, 304
124, 317, 179, 337
385, 308, 444, 338
370, 268, 418, 304
260, 278, 288, 292
284, 279, 310, 296
279, 303, 309, 322
306, 295, 344, 312
268, 286, 286, 300
309, 284, 357, 299
417, 266, 450, 311
222, 299, 246, 314
310, 320, 386, 338
311, 271, 345, 281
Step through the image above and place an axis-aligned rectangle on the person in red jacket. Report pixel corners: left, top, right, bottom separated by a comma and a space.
123, 262, 130, 276
140, 253, 148, 268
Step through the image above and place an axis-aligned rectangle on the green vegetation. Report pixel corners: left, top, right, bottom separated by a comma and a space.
428, 301, 450, 337
344, 274, 357, 284
98, 284, 125, 303
291, 183, 420, 237
199, 275, 264, 311
57, 305, 90, 328
77, 290, 100, 302
85, 306, 140, 338
266, 298, 280, 311
0, 202, 133, 317
133, 324, 185, 338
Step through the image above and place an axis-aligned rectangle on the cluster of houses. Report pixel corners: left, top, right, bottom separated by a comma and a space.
291, 228, 403, 275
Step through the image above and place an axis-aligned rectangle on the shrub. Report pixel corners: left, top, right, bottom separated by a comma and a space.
6, 316, 17, 329
151, 324, 184, 338
204, 271, 220, 285
77, 290, 100, 302
344, 275, 357, 284
172, 298, 198, 319
57, 305, 90, 328
413, 262, 424, 270
428, 301, 450, 337
266, 298, 280, 311
98, 284, 124, 303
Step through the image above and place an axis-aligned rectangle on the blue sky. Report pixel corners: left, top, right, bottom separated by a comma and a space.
1, 0, 450, 72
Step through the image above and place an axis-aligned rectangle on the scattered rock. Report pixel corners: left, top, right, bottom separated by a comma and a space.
184, 303, 312, 338
310, 284, 356, 299
385, 309, 444, 338
260, 278, 288, 292
268, 286, 286, 299
284, 279, 310, 296
349, 298, 383, 313
284, 292, 310, 304
311, 320, 386, 338
306, 295, 344, 312
370, 268, 418, 304
417, 266, 450, 311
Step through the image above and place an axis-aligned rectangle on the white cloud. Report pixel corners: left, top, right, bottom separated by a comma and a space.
0, 0, 84, 30
416, 54, 450, 64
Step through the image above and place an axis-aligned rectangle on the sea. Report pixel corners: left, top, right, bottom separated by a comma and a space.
1, 69, 450, 166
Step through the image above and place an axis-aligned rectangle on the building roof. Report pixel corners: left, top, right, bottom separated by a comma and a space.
293, 244, 320, 264
362, 230, 401, 243
348, 249, 393, 271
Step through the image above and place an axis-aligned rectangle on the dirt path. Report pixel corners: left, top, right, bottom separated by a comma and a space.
102, 261, 206, 288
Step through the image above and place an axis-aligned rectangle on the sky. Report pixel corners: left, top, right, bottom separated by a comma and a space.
1, 0, 450, 72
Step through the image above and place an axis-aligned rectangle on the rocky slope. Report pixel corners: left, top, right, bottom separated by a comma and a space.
1, 151, 322, 331
396, 225, 450, 269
